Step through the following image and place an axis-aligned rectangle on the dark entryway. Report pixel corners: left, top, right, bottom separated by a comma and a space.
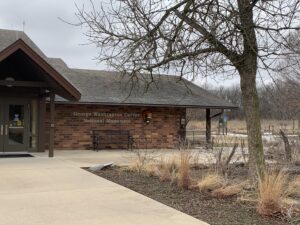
0, 98, 30, 152
0, 153, 33, 158
0, 37, 80, 156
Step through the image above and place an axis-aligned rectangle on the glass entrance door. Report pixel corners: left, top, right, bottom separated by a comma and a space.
0, 99, 30, 152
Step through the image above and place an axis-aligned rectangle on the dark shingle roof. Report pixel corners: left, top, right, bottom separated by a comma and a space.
48, 58, 236, 108
0, 29, 75, 86
0, 28, 236, 108
0, 28, 46, 58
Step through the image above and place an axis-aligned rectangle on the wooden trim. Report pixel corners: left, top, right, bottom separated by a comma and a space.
37, 94, 46, 152
0, 80, 48, 88
0, 39, 81, 101
38, 92, 51, 98
49, 92, 55, 157
210, 109, 224, 119
53, 101, 239, 109
0, 89, 40, 98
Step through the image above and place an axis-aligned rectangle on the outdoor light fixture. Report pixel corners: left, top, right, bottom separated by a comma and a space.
180, 114, 186, 128
143, 110, 152, 124
5, 77, 15, 87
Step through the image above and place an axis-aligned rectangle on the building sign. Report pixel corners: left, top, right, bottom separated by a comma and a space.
72, 111, 141, 124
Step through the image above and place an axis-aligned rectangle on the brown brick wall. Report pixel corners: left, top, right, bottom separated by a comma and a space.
45, 104, 186, 150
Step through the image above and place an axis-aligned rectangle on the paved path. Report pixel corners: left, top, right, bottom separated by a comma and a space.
0, 153, 208, 225
33, 149, 217, 167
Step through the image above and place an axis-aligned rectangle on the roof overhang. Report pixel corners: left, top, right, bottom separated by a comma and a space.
0, 39, 81, 101
54, 100, 239, 109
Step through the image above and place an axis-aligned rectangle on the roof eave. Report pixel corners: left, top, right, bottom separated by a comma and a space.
53, 100, 239, 109
0, 39, 81, 101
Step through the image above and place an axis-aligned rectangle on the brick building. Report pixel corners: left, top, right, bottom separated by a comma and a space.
0, 29, 236, 155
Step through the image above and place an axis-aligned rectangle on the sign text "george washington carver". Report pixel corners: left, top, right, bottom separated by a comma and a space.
72, 111, 141, 124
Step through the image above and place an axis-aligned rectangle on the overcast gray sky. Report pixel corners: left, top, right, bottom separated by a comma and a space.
0, 0, 240, 87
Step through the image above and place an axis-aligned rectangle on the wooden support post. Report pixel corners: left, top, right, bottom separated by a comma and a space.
206, 108, 211, 144
49, 91, 55, 157
37, 92, 46, 152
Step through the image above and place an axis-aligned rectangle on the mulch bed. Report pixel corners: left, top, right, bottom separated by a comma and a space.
86, 166, 289, 225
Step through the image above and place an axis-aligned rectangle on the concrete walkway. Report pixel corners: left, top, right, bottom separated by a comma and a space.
33, 148, 218, 167
0, 151, 208, 225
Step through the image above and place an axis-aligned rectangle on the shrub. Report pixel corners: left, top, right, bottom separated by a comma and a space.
128, 150, 151, 174
158, 155, 179, 182
287, 177, 300, 198
257, 169, 288, 216
214, 143, 239, 177
177, 151, 191, 189
211, 181, 246, 198
143, 164, 159, 177
197, 173, 224, 192
128, 158, 144, 173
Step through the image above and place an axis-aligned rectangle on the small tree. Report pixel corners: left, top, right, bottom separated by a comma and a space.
75, 0, 300, 179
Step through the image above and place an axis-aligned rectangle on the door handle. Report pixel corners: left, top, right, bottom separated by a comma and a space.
0, 125, 3, 136
5, 125, 8, 136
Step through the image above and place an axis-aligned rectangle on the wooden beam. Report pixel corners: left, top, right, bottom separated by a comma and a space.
0, 39, 81, 100
37, 91, 46, 152
206, 108, 211, 144
210, 109, 224, 119
49, 91, 55, 157
0, 80, 48, 88
38, 92, 51, 98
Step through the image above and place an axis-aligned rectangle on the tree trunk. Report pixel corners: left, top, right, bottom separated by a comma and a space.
279, 129, 292, 162
239, 70, 265, 180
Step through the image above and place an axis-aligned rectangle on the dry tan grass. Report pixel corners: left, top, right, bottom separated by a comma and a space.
187, 119, 299, 134
187, 119, 247, 132
157, 155, 179, 182
257, 170, 288, 216
197, 173, 225, 192
287, 177, 300, 198
177, 151, 191, 189
211, 181, 247, 198
127, 151, 154, 174
143, 164, 159, 177
128, 158, 144, 173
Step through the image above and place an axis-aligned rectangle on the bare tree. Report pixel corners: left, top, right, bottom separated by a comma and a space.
212, 85, 243, 119
206, 80, 299, 121
75, 0, 300, 179
276, 30, 300, 129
